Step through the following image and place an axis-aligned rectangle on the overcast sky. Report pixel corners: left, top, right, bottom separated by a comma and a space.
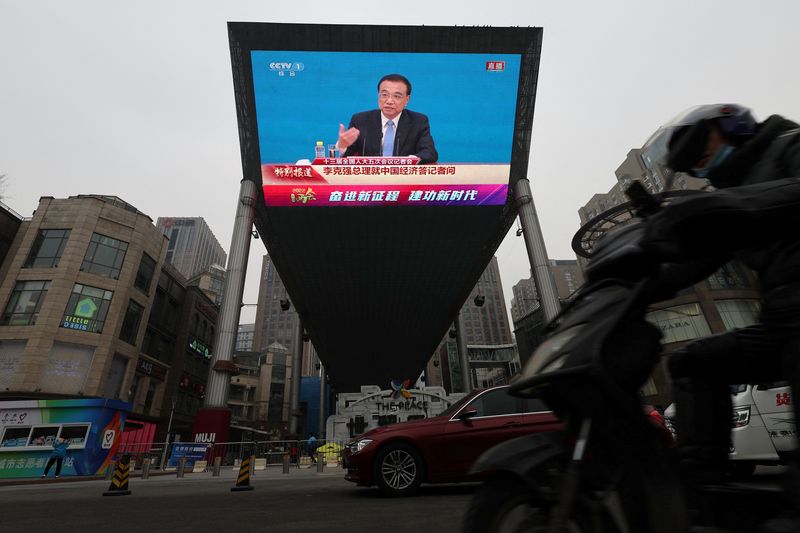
2, 1, 799, 325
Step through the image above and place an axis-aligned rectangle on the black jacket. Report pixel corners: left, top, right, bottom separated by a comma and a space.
341, 109, 438, 164
646, 115, 800, 293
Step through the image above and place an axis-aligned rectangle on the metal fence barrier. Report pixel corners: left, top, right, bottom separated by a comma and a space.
110, 439, 348, 473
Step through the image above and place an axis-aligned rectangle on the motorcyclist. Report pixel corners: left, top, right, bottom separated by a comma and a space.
644, 104, 800, 531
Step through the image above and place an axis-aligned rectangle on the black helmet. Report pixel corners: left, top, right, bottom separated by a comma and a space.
665, 104, 757, 174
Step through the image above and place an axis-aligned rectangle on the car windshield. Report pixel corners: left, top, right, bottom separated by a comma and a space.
437, 390, 485, 418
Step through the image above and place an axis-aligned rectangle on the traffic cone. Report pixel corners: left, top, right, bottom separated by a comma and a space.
231, 455, 255, 492
103, 455, 132, 496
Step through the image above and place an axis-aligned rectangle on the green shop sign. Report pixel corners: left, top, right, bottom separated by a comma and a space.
189, 339, 211, 359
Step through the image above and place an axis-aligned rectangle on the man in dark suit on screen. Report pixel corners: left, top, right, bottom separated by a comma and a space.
336, 74, 438, 164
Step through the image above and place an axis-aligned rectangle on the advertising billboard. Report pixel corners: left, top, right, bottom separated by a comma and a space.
251, 51, 521, 207
0, 398, 129, 478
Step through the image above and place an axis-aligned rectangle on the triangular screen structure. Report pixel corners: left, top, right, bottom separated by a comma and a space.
229, 23, 542, 391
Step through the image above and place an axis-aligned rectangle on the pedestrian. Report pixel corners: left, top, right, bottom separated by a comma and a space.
41, 436, 69, 478
307, 433, 318, 464
290, 442, 299, 467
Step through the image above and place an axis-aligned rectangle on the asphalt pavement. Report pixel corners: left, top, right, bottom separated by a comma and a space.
0, 465, 478, 533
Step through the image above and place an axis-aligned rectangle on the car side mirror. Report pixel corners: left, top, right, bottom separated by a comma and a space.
457, 406, 478, 421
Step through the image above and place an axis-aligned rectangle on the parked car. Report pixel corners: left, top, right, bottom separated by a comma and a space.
664, 382, 797, 476
342, 385, 561, 496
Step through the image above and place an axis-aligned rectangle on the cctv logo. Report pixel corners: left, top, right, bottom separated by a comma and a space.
269, 62, 305, 77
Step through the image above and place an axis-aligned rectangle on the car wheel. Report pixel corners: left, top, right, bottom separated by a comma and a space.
373, 443, 423, 496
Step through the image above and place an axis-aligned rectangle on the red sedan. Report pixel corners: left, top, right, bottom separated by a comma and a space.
342, 385, 561, 496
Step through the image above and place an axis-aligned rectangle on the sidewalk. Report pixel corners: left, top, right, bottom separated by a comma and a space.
0, 462, 341, 487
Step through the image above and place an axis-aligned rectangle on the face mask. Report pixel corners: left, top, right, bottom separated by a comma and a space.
693, 144, 736, 178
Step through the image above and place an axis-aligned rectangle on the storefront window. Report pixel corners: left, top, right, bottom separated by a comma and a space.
716, 299, 761, 330
646, 303, 712, 344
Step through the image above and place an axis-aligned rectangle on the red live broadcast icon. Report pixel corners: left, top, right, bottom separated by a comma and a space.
486, 61, 505, 71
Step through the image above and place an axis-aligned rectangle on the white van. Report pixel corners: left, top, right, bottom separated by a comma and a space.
665, 382, 796, 476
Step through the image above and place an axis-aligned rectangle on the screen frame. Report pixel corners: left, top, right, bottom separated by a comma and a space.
228, 22, 543, 206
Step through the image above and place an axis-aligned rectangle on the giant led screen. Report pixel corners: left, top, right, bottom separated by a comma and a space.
251, 51, 521, 207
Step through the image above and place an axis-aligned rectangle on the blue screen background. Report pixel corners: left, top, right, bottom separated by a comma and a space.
251, 51, 521, 164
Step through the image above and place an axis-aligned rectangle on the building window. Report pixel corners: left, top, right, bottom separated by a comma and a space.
2, 281, 51, 325
24, 229, 70, 268
716, 299, 761, 331
61, 283, 113, 333
646, 303, 712, 344
119, 299, 145, 345
81, 233, 128, 279
134, 253, 156, 293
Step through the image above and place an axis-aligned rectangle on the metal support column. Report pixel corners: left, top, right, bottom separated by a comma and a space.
455, 311, 472, 393
515, 178, 562, 323
318, 362, 326, 439
205, 179, 258, 407
288, 316, 304, 436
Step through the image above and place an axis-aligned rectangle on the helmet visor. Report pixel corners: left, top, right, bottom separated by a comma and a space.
666, 120, 710, 173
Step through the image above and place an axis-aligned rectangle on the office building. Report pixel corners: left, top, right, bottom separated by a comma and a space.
235, 254, 318, 435
187, 263, 226, 307
0, 196, 167, 401
0, 196, 219, 451
459, 256, 513, 346
236, 323, 255, 352
425, 256, 515, 392
155, 217, 226, 280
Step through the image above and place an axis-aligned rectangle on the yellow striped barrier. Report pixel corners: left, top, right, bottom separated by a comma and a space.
103, 455, 132, 496
231, 455, 255, 492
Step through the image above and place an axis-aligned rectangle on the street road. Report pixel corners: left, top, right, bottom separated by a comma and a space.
0, 467, 477, 533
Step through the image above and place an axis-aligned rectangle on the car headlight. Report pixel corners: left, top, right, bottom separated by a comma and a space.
348, 438, 373, 453
520, 324, 586, 379
732, 406, 750, 428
